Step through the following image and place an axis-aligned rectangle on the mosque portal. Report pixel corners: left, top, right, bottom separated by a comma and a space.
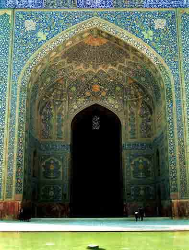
1, 0, 188, 220
21, 27, 172, 218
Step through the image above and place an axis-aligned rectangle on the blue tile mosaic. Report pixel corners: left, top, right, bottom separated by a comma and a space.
0, 0, 6, 8
0, 11, 12, 199
181, 12, 189, 137
144, 0, 189, 8
77, 0, 113, 8
181, 10, 189, 198
6, 0, 44, 8
115, 0, 144, 8
2, 0, 189, 8
44, 0, 75, 8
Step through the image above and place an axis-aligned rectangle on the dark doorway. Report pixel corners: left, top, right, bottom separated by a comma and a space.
71, 104, 123, 217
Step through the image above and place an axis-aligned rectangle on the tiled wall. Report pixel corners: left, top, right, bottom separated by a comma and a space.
0, 8, 188, 204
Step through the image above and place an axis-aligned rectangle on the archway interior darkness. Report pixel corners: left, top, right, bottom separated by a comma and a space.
71, 104, 122, 217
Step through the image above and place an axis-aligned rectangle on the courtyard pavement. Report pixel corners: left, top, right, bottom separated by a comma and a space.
0, 217, 189, 232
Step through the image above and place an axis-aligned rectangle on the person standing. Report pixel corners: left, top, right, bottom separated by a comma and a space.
134, 211, 139, 221
139, 207, 144, 221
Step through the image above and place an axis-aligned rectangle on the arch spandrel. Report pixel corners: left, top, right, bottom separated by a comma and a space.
69, 101, 124, 127
13, 17, 179, 201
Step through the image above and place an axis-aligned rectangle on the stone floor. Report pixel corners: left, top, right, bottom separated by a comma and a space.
0, 217, 189, 232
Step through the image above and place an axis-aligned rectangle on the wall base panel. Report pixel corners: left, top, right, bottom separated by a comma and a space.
172, 200, 189, 218
0, 201, 21, 219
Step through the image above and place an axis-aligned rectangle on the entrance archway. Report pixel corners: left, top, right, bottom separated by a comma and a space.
15, 18, 179, 218
71, 104, 122, 217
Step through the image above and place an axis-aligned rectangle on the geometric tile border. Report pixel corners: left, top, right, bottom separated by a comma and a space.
180, 10, 189, 198
0, 10, 12, 200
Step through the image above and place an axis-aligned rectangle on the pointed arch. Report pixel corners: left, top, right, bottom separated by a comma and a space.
13, 17, 178, 197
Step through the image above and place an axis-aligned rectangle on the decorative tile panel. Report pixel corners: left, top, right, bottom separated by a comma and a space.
126, 153, 153, 179
131, 156, 152, 179
130, 185, 155, 201
128, 103, 137, 139
41, 185, 62, 201
41, 157, 62, 180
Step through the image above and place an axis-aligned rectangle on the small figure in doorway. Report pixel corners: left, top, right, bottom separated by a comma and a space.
139, 207, 145, 221
18, 208, 24, 221
24, 207, 31, 222
18, 207, 31, 222
134, 211, 139, 221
